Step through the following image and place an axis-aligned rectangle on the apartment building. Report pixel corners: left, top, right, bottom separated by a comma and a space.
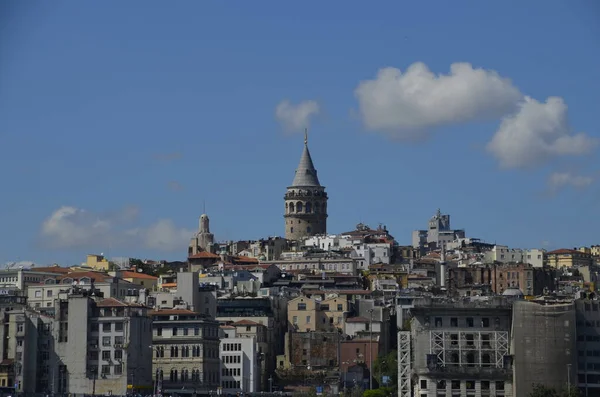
27, 271, 145, 313
408, 297, 514, 397
150, 308, 221, 394
220, 326, 259, 393
287, 296, 348, 332
546, 249, 594, 269
53, 289, 153, 395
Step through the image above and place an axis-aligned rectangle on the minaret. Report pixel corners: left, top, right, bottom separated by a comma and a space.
284, 130, 328, 241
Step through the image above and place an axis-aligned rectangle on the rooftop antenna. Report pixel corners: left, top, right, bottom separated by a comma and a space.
203, 199, 206, 214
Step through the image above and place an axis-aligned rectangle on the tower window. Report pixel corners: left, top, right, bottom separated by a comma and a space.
307, 227, 311, 234
290, 227, 294, 233
305, 202, 312, 213
296, 202, 303, 212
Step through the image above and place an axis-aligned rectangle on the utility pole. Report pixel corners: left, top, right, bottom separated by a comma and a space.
368, 308, 374, 390
567, 363, 572, 396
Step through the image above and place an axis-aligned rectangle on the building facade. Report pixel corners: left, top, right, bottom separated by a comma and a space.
284, 132, 328, 241
150, 309, 221, 395
408, 298, 514, 397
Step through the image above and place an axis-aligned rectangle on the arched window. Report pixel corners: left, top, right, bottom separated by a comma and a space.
44, 278, 56, 284
289, 202, 295, 212
182, 368, 189, 381
170, 369, 178, 381
80, 277, 91, 284
61, 278, 73, 285
296, 201, 303, 212
159, 369, 163, 380
314, 202, 320, 213
307, 227, 312, 234
285, 202, 289, 213
305, 202, 312, 213
290, 227, 294, 234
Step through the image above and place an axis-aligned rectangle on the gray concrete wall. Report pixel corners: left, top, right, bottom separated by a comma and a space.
512, 301, 576, 397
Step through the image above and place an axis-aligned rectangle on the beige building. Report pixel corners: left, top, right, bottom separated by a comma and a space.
86, 254, 111, 271
287, 296, 348, 332
546, 248, 593, 268
150, 309, 221, 394
111, 270, 158, 289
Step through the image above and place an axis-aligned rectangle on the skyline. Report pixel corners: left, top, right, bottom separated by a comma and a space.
1, 1, 599, 264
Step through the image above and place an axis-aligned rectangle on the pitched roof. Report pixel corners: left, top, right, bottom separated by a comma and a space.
58, 271, 111, 283
232, 319, 263, 326
120, 271, 158, 280
96, 298, 129, 307
548, 248, 580, 255
30, 266, 71, 274
189, 251, 220, 259
291, 143, 321, 187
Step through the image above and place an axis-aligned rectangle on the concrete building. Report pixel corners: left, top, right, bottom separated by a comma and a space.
483, 245, 545, 268
412, 209, 466, 251
53, 289, 153, 396
220, 326, 259, 393
575, 294, 600, 396
408, 297, 514, 397
512, 299, 576, 397
0, 267, 63, 290
150, 308, 221, 395
189, 213, 216, 256
284, 131, 328, 241
287, 296, 348, 333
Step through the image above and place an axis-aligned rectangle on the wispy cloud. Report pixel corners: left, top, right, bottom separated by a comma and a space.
167, 181, 184, 191
275, 99, 320, 134
39, 205, 194, 252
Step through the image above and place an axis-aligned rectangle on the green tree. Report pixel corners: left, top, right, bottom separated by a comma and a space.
373, 350, 397, 388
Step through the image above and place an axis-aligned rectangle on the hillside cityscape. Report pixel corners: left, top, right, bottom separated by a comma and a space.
0, 137, 595, 397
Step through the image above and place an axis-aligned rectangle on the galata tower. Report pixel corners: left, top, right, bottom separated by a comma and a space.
284, 130, 328, 240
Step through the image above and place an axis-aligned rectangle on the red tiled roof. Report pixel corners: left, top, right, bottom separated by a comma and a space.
96, 298, 129, 307
232, 319, 263, 326
548, 249, 580, 255
149, 309, 197, 316
189, 251, 220, 259
58, 271, 111, 283
120, 271, 158, 280
31, 266, 71, 274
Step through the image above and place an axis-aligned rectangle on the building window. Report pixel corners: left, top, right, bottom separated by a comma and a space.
115, 350, 123, 359
466, 318, 474, 327
46, 290, 53, 297
481, 318, 490, 327
306, 316, 311, 324
450, 318, 458, 327
114, 365, 122, 375
101, 365, 110, 376
102, 351, 111, 361
337, 304, 343, 311
496, 381, 505, 391
420, 379, 427, 389
103, 323, 111, 332
115, 322, 123, 332
102, 337, 111, 346
298, 303, 306, 311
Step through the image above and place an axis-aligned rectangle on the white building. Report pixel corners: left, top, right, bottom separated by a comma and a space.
484, 245, 545, 267
219, 326, 259, 393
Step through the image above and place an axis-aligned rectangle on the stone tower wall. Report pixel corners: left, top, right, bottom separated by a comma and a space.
284, 188, 328, 240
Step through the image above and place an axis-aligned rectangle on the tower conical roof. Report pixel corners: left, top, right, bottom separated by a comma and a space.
291, 143, 321, 187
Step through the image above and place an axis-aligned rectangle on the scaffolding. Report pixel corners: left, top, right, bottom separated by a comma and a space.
429, 330, 509, 368
397, 331, 411, 397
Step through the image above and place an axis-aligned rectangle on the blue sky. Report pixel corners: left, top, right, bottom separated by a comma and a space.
1, 1, 599, 265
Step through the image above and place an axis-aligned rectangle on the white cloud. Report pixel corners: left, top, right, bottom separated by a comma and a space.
40, 206, 194, 252
275, 99, 320, 133
487, 96, 597, 169
354, 62, 522, 139
547, 171, 594, 191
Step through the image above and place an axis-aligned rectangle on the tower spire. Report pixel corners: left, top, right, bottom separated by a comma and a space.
304, 128, 308, 145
